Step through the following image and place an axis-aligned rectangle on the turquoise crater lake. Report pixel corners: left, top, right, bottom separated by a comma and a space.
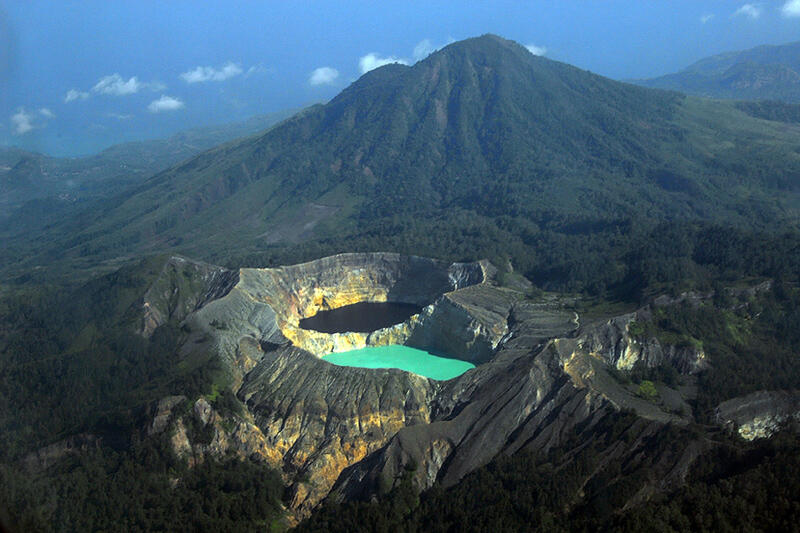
323, 345, 475, 381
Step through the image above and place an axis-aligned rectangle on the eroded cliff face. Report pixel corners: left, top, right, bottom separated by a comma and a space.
715, 390, 800, 440
239, 346, 436, 514
244, 253, 488, 357
151, 396, 275, 468
140, 256, 239, 337
181, 253, 496, 390
135, 253, 721, 519
408, 284, 513, 364
145, 253, 500, 514
579, 311, 707, 374
328, 297, 700, 503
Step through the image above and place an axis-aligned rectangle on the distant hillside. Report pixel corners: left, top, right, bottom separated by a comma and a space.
0, 109, 298, 221
636, 41, 800, 102
6, 35, 800, 289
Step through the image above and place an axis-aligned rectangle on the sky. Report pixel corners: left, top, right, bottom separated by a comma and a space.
2, 1, 800, 157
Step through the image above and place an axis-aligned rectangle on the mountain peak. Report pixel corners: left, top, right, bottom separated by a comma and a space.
31, 34, 800, 268
449, 33, 516, 48
429, 33, 533, 64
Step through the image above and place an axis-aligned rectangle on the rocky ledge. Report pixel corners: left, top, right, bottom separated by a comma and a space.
715, 390, 800, 440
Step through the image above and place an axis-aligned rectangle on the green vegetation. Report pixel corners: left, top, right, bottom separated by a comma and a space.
611, 431, 800, 532
628, 361, 681, 389
636, 380, 659, 400
628, 285, 800, 416
0, 257, 287, 532
0, 109, 298, 237
638, 40, 800, 102
0, 257, 222, 460
627, 320, 646, 338
3, 34, 800, 533
297, 423, 800, 533
0, 440, 286, 532
4, 36, 800, 287
736, 99, 800, 123
4, 249, 797, 531
226, 219, 800, 303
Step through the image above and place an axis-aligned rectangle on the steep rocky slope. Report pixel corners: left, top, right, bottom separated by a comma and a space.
715, 390, 800, 440
12, 251, 793, 525
132, 252, 720, 519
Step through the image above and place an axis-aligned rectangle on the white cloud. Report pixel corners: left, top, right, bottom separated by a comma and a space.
412, 38, 456, 62
413, 39, 437, 61
525, 44, 547, 56
148, 95, 185, 113
180, 62, 243, 83
782, 0, 800, 17
149, 81, 167, 92
9, 106, 55, 135
359, 53, 409, 74
64, 89, 89, 102
700, 13, 715, 23
92, 74, 143, 96
309, 66, 339, 86
733, 3, 762, 18
11, 108, 34, 135
245, 64, 268, 77
66, 74, 158, 102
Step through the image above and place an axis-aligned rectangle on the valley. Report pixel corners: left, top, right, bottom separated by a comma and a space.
0, 109, 298, 243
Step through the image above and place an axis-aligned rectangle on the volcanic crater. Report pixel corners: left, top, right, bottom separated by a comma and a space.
190, 252, 509, 381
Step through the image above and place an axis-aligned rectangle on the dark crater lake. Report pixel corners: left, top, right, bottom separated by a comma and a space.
299, 302, 422, 333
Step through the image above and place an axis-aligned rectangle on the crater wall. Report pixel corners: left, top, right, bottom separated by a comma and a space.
173, 252, 510, 513
191, 252, 497, 376
140, 253, 754, 519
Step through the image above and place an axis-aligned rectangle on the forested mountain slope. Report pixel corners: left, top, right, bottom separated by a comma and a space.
7, 35, 800, 284
636, 41, 800, 102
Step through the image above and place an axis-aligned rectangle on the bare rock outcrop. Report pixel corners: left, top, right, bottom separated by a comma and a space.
328, 297, 692, 504
579, 311, 706, 374
182, 253, 493, 388
140, 255, 238, 337
149, 395, 276, 468
146, 253, 498, 514
715, 390, 800, 440
135, 253, 720, 519
240, 346, 437, 514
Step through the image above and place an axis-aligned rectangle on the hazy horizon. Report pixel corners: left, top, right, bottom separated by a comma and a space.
3, 1, 800, 157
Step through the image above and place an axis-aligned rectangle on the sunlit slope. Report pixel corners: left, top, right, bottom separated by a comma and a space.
15, 35, 800, 267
